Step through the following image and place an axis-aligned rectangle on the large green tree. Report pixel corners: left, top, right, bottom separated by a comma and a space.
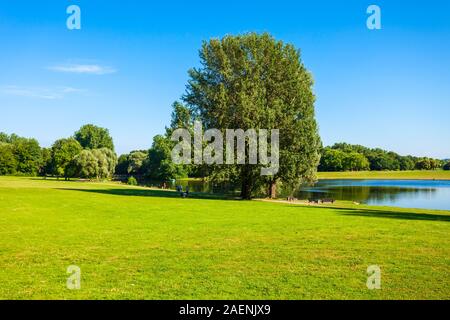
51, 138, 82, 179
183, 33, 321, 199
74, 124, 114, 150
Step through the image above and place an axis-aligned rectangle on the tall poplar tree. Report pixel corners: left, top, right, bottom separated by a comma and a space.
184, 33, 321, 199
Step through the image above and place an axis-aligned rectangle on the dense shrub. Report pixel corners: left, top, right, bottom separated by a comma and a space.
127, 176, 138, 186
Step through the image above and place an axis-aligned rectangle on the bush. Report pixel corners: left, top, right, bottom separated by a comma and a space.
127, 176, 138, 186
444, 162, 450, 171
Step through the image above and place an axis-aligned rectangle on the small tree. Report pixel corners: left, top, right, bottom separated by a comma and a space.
51, 138, 82, 180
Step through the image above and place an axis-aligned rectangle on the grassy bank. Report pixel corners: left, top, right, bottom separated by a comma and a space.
0, 177, 449, 299
317, 170, 450, 180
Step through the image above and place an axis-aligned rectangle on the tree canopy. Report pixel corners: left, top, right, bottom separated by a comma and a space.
74, 124, 114, 150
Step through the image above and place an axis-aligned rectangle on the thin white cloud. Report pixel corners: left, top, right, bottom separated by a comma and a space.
0, 86, 85, 100
48, 64, 117, 75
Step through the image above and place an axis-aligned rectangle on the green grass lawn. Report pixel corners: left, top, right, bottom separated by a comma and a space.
317, 170, 450, 180
0, 176, 449, 300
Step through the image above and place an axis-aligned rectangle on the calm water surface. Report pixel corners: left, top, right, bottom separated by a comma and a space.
296, 180, 450, 211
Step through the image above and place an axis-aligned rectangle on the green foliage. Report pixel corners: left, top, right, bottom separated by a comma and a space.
319, 149, 345, 171
127, 151, 148, 175
399, 156, 416, 171
72, 148, 117, 179
12, 137, 42, 175
170, 101, 192, 130
73, 150, 99, 179
415, 158, 442, 170
0, 129, 118, 179
0, 133, 42, 176
92, 148, 117, 179
146, 135, 189, 180
183, 33, 321, 198
51, 138, 82, 179
0, 143, 16, 175
319, 148, 370, 172
115, 154, 129, 175
444, 162, 450, 171
115, 151, 148, 176
127, 176, 138, 186
74, 124, 114, 150
342, 152, 370, 171
39, 148, 53, 176
320, 143, 442, 172
0, 132, 10, 143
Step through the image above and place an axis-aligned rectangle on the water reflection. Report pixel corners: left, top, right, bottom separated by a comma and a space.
294, 180, 450, 211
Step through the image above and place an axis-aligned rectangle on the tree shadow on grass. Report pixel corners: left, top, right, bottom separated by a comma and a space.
56, 187, 238, 201
292, 205, 450, 222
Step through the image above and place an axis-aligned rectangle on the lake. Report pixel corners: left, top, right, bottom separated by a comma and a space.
296, 179, 450, 211
173, 179, 450, 211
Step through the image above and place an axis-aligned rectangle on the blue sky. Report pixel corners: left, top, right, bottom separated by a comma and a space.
0, 0, 449, 158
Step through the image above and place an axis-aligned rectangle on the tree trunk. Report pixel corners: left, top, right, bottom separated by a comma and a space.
268, 180, 277, 199
240, 167, 252, 200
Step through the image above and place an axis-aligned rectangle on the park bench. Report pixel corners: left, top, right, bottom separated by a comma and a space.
321, 198, 335, 204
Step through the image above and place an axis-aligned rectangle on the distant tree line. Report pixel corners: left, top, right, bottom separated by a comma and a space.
0, 124, 117, 180
2, 126, 449, 181
319, 143, 446, 172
